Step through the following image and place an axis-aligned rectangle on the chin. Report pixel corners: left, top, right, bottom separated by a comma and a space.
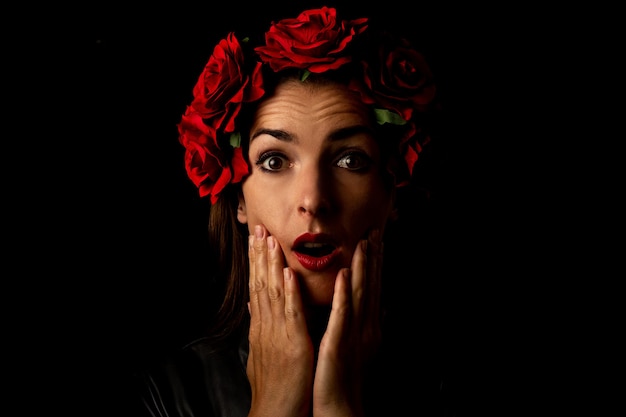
299, 275, 336, 306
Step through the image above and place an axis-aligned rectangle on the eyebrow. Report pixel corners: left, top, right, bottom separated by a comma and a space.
250, 125, 374, 143
251, 128, 292, 142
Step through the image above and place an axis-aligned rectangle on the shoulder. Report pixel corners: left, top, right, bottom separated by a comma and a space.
133, 335, 251, 417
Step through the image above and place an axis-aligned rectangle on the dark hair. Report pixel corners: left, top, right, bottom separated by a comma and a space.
205, 184, 250, 344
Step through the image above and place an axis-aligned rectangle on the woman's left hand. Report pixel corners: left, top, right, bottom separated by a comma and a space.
312, 229, 384, 417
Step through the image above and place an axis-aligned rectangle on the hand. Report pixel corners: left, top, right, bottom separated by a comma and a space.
246, 225, 314, 417
246, 226, 384, 417
313, 229, 384, 417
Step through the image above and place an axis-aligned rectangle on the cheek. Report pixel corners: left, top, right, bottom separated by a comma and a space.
241, 180, 285, 230
350, 201, 392, 230
345, 183, 393, 222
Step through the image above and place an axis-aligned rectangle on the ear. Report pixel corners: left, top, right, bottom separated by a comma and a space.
237, 192, 248, 224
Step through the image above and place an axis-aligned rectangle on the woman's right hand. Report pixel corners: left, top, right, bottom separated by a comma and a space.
246, 225, 314, 417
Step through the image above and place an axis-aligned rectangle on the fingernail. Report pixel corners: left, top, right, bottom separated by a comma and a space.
254, 225, 263, 239
267, 235, 275, 250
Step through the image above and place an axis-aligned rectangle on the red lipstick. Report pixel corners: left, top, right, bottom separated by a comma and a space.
292, 233, 340, 272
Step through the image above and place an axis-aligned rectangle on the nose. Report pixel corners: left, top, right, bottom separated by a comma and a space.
296, 163, 332, 217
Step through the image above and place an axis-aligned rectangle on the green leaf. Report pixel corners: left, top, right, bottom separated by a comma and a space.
230, 132, 242, 148
300, 70, 311, 82
374, 108, 407, 126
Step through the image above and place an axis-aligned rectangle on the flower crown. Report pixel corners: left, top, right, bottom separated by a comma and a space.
178, 6, 437, 204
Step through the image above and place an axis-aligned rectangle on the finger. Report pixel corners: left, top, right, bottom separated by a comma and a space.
267, 235, 287, 324
283, 267, 308, 339
250, 225, 272, 320
248, 234, 261, 320
247, 234, 262, 364
350, 238, 367, 320
322, 268, 351, 349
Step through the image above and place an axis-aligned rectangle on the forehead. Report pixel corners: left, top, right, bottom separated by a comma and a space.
250, 80, 373, 133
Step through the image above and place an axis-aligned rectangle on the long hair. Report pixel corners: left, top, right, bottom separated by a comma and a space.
205, 184, 250, 345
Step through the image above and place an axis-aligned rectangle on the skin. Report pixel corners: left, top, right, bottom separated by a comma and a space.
237, 80, 395, 417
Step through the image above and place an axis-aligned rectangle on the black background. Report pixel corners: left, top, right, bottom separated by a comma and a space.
11, 1, 576, 415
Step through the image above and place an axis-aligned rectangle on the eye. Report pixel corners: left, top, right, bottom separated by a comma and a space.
336, 152, 372, 171
256, 151, 290, 172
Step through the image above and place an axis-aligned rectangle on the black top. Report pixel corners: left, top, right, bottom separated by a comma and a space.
132, 319, 458, 417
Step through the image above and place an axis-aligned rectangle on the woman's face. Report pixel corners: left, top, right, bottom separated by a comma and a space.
238, 80, 395, 306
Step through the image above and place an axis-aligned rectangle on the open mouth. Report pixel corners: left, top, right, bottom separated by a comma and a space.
295, 242, 336, 258
292, 233, 341, 271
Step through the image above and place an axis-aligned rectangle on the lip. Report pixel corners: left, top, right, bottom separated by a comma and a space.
292, 233, 341, 272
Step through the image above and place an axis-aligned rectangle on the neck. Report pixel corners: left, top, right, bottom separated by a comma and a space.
305, 305, 332, 348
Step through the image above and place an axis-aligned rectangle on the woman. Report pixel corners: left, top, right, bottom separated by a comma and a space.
135, 6, 453, 417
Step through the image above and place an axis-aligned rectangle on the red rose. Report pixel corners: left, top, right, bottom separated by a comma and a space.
350, 33, 436, 121
400, 122, 430, 179
190, 32, 264, 133
178, 108, 249, 204
347, 33, 436, 178
254, 6, 368, 73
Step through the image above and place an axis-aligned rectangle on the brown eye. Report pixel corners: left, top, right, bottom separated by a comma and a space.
257, 152, 289, 172
267, 156, 284, 170
336, 152, 371, 171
